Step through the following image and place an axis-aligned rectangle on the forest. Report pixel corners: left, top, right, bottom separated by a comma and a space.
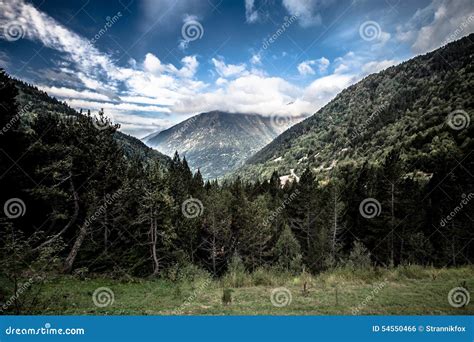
0, 53, 472, 314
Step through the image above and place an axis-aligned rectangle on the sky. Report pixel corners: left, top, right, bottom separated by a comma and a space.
0, 0, 473, 138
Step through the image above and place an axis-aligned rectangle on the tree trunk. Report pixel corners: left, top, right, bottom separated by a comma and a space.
34, 174, 79, 251
332, 187, 338, 258
63, 223, 87, 273
104, 196, 108, 253
390, 183, 395, 266
212, 235, 216, 276
150, 210, 160, 276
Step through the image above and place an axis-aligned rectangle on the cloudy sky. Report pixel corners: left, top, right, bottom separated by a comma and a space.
0, 0, 473, 138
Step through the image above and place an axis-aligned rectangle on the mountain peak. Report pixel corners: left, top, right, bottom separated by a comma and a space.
143, 111, 298, 179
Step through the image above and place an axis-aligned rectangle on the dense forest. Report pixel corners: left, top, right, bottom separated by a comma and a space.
0, 35, 473, 314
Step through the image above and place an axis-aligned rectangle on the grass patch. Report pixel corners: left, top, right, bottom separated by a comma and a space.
2, 266, 473, 315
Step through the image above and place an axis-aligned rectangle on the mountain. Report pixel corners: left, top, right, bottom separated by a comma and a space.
235, 34, 474, 181
143, 111, 298, 179
10, 76, 171, 167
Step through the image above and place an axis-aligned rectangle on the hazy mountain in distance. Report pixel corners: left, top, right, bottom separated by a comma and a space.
143, 111, 302, 179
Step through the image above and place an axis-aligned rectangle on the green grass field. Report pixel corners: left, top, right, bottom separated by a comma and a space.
9, 266, 472, 315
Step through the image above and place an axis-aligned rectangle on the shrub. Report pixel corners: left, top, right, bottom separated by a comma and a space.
222, 254, 250, 288
251, 267, 278, 286
346, 241, 372, 269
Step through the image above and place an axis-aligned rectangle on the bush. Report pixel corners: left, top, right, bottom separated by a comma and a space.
222, 254, 251, 288
168, 261, 211, 284
251, 267, 278, 286
346, 241, 372, 269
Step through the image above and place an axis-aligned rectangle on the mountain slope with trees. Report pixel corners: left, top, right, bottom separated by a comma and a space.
236, 34, 474, 182
11, 77, 171, 166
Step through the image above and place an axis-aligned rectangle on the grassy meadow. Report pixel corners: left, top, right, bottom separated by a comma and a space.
8, 265, 473, 315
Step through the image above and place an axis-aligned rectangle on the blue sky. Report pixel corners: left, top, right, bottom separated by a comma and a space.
0, 0, 473, 138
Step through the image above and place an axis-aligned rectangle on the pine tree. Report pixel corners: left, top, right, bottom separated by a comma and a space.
274, 224, 302, 273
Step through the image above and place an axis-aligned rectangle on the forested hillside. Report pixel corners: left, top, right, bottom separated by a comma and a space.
236, 34, 474, 181
12, 77, 171, 166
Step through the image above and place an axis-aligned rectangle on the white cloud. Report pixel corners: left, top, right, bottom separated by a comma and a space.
333, 51, 397, 76
282, 0, 335, 27
303, 73, 355, 107
211, 57, 247, 78
397, 0, 474, 54
361, 59, 397, 74
38, 86, 111, 102
297, 57, 330, 75
143, 53, 166, 75
216, 77, 228, 86
245, 0, 259, 23
172, 74, 309, 116
143, 53, 199, 78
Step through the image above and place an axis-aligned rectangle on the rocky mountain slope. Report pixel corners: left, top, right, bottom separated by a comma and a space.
143, 111, 297, 179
